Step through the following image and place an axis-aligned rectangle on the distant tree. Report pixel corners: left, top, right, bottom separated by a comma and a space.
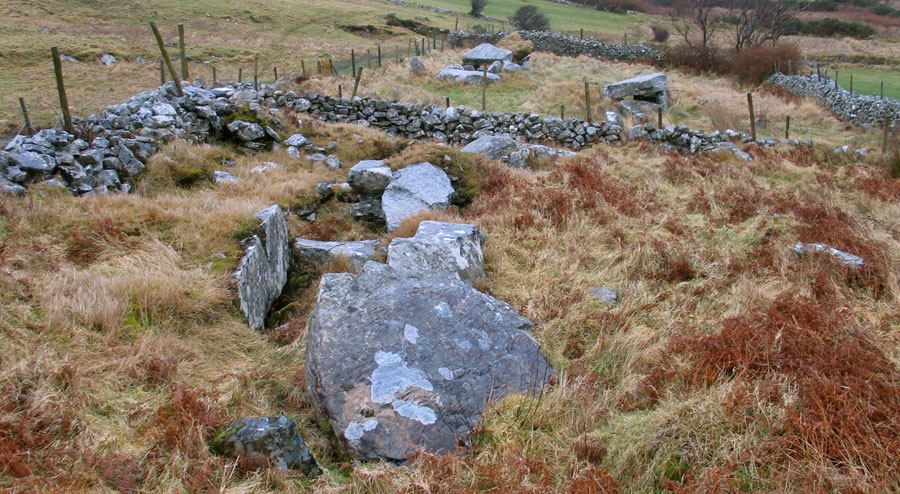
651, 25, 670, 42
730, 0, 805, 50
470, 0, 487, 18
669, 0, 717, 57
510, 5, 550, 31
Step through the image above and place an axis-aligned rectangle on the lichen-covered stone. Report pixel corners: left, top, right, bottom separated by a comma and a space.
381, 162, 454, 231
306, 262, 553, 461
387, 221, 486, 285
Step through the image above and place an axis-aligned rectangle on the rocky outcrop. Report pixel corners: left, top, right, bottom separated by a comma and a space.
305, 261, 552, 461
387, 221, 486, 285
768, 74, 899, 129
381, 162, 454, 231
235, 205, 290, 331
210, 415, 318, 475
293, 238, 380, 272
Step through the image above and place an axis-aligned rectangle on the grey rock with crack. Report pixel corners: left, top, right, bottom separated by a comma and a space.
381, 162, 454, 231
388, 221, 486, 285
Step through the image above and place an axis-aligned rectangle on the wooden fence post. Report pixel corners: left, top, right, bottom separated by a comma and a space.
338, 84, 342, 98
149, 22, 183, 96
273, 66, 277, 81
785, 115, 790, 139
377, 44, 382, 67
584, 79, 592, 124
212, 66, 216, 85
301, 60, 306, 77
19, 98, 33, 135
850, 74, 853, 95
455, 17, 459, 32
446, 96, 450, 108
580, 28, 583, 39
50, 47, 74, 134
747, 92, 756, 141
351, 68, 363, 100
178, 23, 189, 81
481, 65, 488, 111
884, 118, 891, 155
254, 55, 258, 91
835, 71, 839, 89
239, 67, 243, 83
351, 49, 356, 78
881, 81, 884, 99
561, 104, 565, 119
160, 60, 165, 85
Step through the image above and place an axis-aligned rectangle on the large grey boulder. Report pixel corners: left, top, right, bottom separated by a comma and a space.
293, 238, 380, 272
381, 162, 454, 231
235, 205, 290, 330
387, 221, 486, 285
460, 135, 519, 160
210, 415, 318, 475
306, 262, 553, 461
461, 43, 513, 67
348, 160, 392, 196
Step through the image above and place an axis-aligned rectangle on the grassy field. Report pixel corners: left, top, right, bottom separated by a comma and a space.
419, 0, 647, 38
828, 64, 900, 99
4, 112, 900, 492
301, 48, 888, 150
0, 0, 647, 127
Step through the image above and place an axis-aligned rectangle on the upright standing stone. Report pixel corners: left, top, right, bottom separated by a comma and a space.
235, 205, 290, 330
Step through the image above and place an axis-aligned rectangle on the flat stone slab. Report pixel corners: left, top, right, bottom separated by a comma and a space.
461, 43, 513, 65
293, 238, 380, 272
437, 68, 501, 85
387, 221, 486, 285
305, 262, 553, 461
603, 72, 667, 101
793, 242, 864, 268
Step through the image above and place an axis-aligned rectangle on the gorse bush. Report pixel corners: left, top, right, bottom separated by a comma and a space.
470, 0, 486, 18
510, 5, 550, 31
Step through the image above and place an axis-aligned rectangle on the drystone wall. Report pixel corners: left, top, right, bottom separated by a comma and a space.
3, 80, 798, 196
768, 74, 900, 129
450, 31, 660, 62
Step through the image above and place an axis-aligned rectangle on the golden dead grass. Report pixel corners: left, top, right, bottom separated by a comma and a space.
4, 111, 900, 492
